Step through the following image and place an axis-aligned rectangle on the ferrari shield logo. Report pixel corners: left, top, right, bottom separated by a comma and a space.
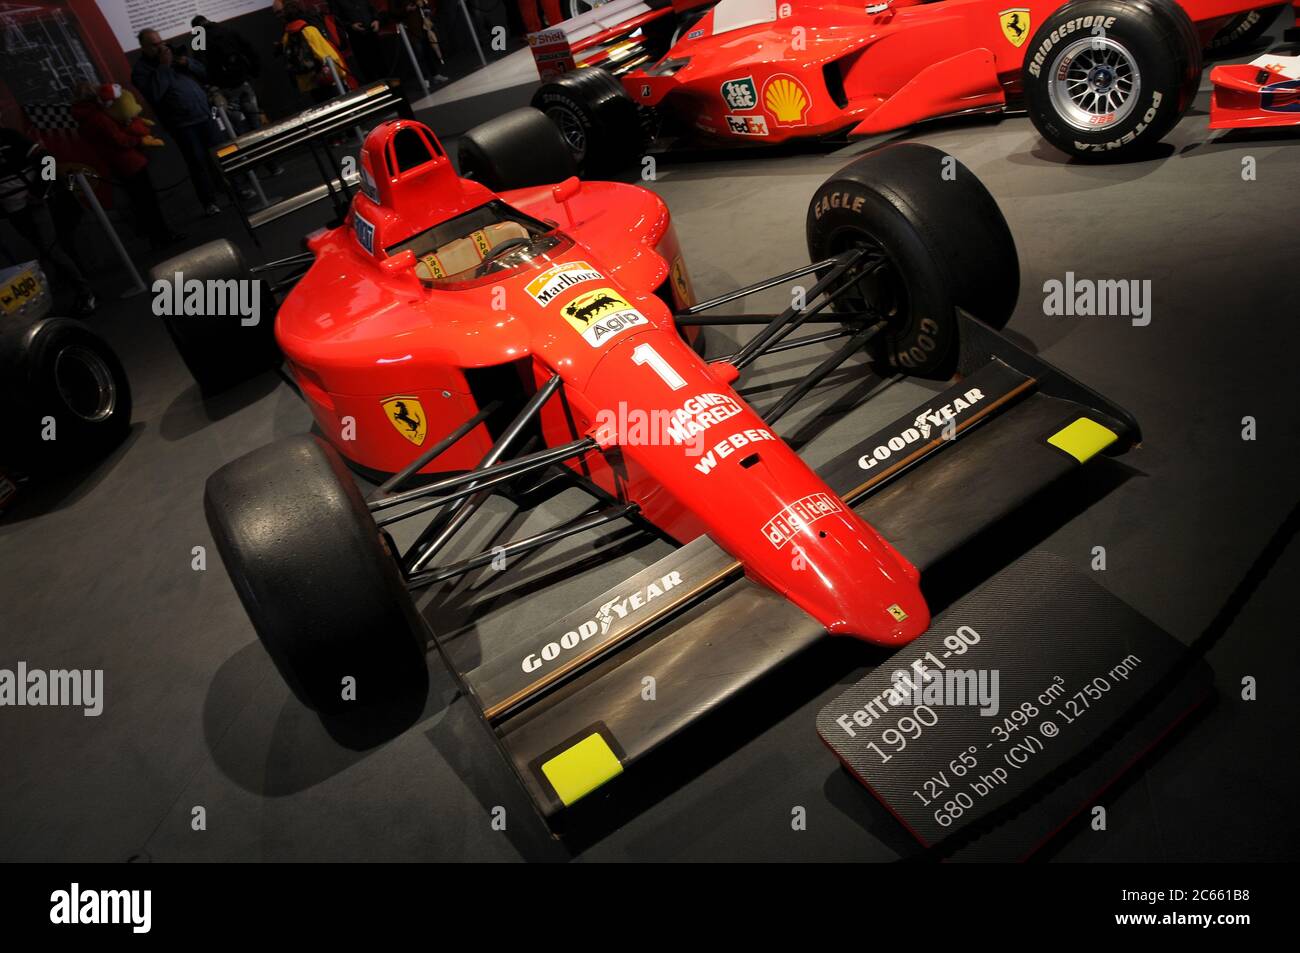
999, 9, 1031, 48
382, 396, 428, 446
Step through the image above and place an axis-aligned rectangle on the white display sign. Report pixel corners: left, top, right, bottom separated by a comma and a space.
96, 0, 268, 50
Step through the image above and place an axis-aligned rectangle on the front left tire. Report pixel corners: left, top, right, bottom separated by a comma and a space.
205, 434, 429, 713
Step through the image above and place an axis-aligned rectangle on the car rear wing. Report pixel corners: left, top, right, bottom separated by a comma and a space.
451, 311, 1139, 824
527, 0, 710, 79
211, 81, 412, 243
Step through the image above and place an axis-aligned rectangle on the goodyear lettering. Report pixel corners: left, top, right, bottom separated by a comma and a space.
520, 572, 684, 673
858, 388, 985, 470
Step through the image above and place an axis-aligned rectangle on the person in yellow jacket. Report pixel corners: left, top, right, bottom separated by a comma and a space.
276, 1, 354, 102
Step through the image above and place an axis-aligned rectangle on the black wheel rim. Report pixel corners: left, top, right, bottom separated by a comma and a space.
546, 104, 587, 163
825, 227, 910, 342
54, 345, 117, 423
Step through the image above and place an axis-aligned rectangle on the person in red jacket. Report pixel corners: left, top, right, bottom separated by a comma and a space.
519, 0, 565, 34
71, 82, 183, 249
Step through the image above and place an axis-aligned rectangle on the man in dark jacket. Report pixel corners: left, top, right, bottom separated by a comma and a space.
131, 28, 222, 216
329, 0, 385, 82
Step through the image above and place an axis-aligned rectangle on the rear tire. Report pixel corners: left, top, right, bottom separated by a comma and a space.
806, 143, 1019, 379
0, 317, 132, 473
1022, 0, 1200, 162
531, 68, 645, 176
150, 239, 279, 395
205, 434, 429, 713
458, 107, 578, 190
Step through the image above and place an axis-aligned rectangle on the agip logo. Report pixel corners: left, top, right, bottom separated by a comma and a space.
560, 287, 648, 348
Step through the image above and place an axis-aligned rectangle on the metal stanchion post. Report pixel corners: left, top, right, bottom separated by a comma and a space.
459, 0, 489, 67
324, 58, 365, 143
397, 24, 431, 97
215, 106, 269, 210
73, 172, 145, 298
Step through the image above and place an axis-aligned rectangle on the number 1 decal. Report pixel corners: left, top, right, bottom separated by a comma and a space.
631, 342, 686, 390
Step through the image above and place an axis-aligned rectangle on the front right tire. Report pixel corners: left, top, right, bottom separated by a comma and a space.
1022, 0, 1200, 162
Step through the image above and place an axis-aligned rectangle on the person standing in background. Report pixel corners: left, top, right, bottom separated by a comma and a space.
329, 0, 386, 81
276, 1, 354, 103
70, 82, 184, 251
518, 0, 565, 35
131, 28, 223, 216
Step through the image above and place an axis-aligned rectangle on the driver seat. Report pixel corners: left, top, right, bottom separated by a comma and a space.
415, 221, 530, 282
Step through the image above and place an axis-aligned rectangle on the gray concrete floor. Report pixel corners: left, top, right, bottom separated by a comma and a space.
2, 20, 1299, 861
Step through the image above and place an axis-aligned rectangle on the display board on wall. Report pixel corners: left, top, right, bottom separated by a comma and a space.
95, 0, 266, 49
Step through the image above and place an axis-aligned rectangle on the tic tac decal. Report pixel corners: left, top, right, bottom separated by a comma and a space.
763, 74, 810, 126
999, 9, 1031, 48
381, 396, 428, 445
561, 287, 648, 347
354, 213, 376, 254
721, 76, 759, 111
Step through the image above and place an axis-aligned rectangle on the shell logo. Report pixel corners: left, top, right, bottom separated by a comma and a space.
763, 74, 811, 126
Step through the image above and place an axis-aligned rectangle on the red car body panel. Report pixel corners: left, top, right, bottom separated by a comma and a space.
1211, 51, 1300, 129
274, 119, 929, 645
548, 0, 1259, 145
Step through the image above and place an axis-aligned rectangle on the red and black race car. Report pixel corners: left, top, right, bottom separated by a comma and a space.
527, 0, 1294, 171
160, 111, 1138, 819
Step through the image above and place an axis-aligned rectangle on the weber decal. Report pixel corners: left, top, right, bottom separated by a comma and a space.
857, 387, 986, 471
693, 427, 777, 475
561, 287, 649, 348
521, 572, 684, 673
525, 260, 604, 305
763, 493, 844, 549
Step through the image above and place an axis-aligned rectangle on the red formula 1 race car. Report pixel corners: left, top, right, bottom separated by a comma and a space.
528, 0, 1288, 171
169, 111, 1137, 820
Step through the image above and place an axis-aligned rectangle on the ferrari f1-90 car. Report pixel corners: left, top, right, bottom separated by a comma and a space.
529, 0, 1291, 171
170, 110, 1137, 821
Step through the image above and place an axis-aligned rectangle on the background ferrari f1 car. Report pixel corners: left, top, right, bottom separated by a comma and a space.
527, 0, 1298, 170
153, 109, 1138, 823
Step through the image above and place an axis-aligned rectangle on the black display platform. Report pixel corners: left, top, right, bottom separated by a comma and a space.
818, 552, 1215, 859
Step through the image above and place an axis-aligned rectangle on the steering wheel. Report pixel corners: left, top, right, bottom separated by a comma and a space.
473, 237, 533, 277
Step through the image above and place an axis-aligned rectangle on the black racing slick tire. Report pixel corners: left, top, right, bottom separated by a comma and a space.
531, 68, 646, 176
458, 107, 578, 191
205, 434, 429, 713
0, 317, 132, 474
150, 239, 279, 395
1208, 6, 1283, 53
1023, 0, 1200, 162
806, 143, 1020, 379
